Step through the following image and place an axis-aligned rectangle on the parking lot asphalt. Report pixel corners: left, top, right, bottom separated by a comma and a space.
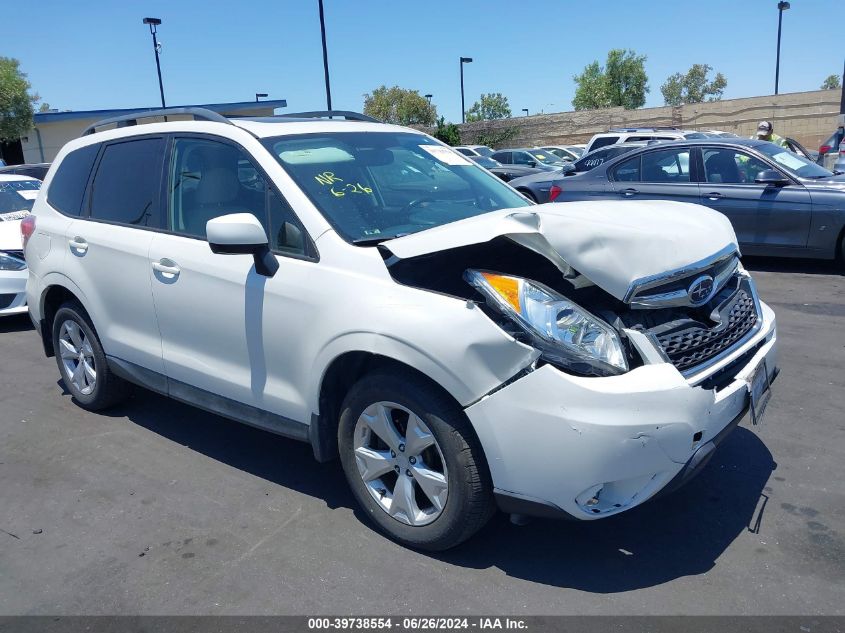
0, 258, 843, 616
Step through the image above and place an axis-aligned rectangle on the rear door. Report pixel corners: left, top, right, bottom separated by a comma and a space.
62, 136, 166, 373
698, 146, 813, 251
609, 146, 701, 205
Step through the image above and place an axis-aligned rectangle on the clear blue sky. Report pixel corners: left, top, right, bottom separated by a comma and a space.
6, 0, 843, 122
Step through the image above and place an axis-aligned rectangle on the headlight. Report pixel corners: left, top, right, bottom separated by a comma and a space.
0, 252, 26, 272
465, 269, 628, 376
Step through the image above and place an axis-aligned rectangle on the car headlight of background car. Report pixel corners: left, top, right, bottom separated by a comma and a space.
465, 269, 628, 377
0, 252, 26, 271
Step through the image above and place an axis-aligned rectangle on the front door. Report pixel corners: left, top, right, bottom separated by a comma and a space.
609, 146, 701, 205
148, 135, 318, 420
699, 147, 812, 251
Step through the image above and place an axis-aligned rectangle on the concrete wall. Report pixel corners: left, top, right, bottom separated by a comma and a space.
457, 89, 842, 150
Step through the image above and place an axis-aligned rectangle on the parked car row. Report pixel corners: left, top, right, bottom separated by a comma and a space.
509, 137, 845, 262
12, 107, 778, 552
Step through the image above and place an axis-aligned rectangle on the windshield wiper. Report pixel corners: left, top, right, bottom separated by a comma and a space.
352, 232, 412, 246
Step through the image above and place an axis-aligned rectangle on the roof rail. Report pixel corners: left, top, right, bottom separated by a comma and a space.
608, 126, 680, 133
82, 107, 233, 136
275, 110, 381, 123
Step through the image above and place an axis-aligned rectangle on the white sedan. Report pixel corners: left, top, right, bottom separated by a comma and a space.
0, 175, 40, 316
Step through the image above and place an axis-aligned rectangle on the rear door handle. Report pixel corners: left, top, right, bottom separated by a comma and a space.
621, 188, 639, 197
705, 192, 724, 200
68, 237, 88, 253
152, 259, 181, 277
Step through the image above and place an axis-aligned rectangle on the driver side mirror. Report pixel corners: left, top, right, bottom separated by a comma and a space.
561, 163, 576, 175
527, 161, 537, 168
754, 169, 790, 187
207, 213, 279, 277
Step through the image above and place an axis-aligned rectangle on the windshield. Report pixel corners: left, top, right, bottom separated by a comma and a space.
264, 132, 529, 243
755, 142, 833, 179
545, 148, 576, 161
474, 146, 495, 157
529, 150, 564, 165
0, 179, 40, 219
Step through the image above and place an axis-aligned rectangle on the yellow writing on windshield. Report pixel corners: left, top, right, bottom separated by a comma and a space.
315, 171, 342, 186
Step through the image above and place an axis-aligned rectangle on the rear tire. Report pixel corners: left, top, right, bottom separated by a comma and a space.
52, 303, 129, 411
338, 369, 495, 551
519, 189, 538, 203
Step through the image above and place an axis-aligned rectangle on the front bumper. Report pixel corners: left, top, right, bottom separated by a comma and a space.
0, 268, 28, 316
465, 301, 778, 520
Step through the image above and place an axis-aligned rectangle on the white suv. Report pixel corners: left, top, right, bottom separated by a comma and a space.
24, 109, 778, 550
585, 128, 711, 154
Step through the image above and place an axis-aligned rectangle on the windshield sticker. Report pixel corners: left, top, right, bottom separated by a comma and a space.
418, 145, 472, 166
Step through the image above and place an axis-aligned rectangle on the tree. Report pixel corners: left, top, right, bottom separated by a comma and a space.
465, 93, 511, 122
39, 102, 51, 112
661, 64, 727, 106
572, 49, 649, 111
821, 74, 841, 90
0, 57, 38, 141
363, 85, 437, 126
432, 117, 461, 146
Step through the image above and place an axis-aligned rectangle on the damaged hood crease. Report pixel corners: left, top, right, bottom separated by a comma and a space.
382, 201, 739, 303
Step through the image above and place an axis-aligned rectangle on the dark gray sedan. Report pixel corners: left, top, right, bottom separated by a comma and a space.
509, 138, 845, 261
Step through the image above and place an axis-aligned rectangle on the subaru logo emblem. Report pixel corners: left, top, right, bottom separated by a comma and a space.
688, 275, 715, 306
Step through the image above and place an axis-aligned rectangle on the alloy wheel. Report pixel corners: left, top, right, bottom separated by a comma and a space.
58, 319, 97, 396
353, 401, 449, 526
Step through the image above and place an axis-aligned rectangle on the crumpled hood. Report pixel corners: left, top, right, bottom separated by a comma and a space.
0, 219, 23, 251
383, 200, 739, 302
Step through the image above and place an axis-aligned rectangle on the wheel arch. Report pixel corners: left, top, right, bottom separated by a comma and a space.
38, 276, 92, 357
310, 350, 477, 464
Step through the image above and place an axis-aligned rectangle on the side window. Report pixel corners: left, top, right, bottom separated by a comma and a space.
456, 148, 474, 156
513, 152, 534, 165
590, 136, 619, 151
168, 138, 267, 238
613, 156, 641, 181
170, 137, 314, 258
640, 149, 691, 182
492, 152, 511, 164
90, 138, 164, 227
47, 143, 100, 216
702, 149, 771, 184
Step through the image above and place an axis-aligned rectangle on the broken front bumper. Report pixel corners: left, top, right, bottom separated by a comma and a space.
465, 301, 777, 520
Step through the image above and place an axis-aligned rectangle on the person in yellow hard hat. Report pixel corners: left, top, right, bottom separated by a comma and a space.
753, 121, 788, 148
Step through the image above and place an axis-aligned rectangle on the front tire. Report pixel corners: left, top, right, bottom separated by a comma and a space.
52, 303, 129, 410
338, 369, 494, 551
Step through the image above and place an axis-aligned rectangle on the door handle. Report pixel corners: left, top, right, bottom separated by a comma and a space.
152, 259, 181, 277
621, 188, 638, 197
68, 237, 88, 253
705, 192, 723, 200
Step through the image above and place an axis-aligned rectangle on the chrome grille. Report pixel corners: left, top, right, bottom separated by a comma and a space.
655, 287, 759, 373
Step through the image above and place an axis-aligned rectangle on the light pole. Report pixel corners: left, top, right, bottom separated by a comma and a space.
318, 0, 332, 111
460, 57, 472, 123
522, 108, 529, 116
142, 17, 165, 108
424, 94, 433, 105
255, 93, 268, 103
774, 1, 790, 95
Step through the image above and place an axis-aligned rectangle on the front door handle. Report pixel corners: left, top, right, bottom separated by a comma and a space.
621, 188, 639, 197
705, 192, 724, 200
68, 237, 88, 254
152, 259, 181, 277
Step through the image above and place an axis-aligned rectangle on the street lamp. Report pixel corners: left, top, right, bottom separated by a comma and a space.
460, 57, 473, 123
424, 94, 433, 105
142, 17, 165, 108
318, 0, 332, 111
255, 93, 268, 102
522, 108, 529, 116
774, 1, 790, 95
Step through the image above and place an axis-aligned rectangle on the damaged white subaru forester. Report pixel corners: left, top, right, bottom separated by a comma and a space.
24, 109, 777, 550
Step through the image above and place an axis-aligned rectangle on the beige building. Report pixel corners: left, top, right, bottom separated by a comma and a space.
17, 99, 288, 164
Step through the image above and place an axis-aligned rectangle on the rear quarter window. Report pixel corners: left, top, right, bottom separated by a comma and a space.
589, 136, 619, 151
47, 143, 100, 216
